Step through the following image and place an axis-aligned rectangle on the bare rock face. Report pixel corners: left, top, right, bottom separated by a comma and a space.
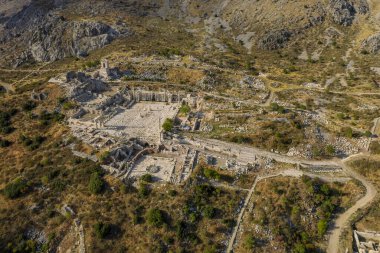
329, 0, 356, 26
0, 0, 373, 61
258, 30, 293, 50
1, 0, 128, 65
29, 15, 123, 62
361, 33, 380, 54
328, 0, 369, 26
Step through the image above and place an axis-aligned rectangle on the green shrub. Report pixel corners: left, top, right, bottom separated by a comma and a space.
84, 60, 101, 69
202, 205, 216, 219
146, 208, 166, 227
336, 113, 345, 120
157, 48, 182, 58
162, 118, 174, 132
229, 134, 253, 144
99, 151, 110, 163
0, 110, 15, 134
270, 102, 286, 113
141, 174, 153, 183
179, 104, 191, 114
204, 245, 217, 253
203, 168, 220, 180
22, 100, 36, 111
168, 189, 177, 197
93, 222, 111, 239
341, 127, 353, 138
175, 220, 186, 239
325, 145, 335, 156
138, 183, 150, 197
88, 172, 104, 194
0, 138, 12, 147
62, 101, 76, 110
38, 111, 64, 125
317, 219, 328, 237
292, 243, 306, 253
3, 178, 28, 199
19, 135, 45, 150
244, 235, 256, 250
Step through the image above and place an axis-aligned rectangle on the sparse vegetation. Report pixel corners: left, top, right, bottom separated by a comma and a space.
1, 2, 379, 252
19, 134, 45, 150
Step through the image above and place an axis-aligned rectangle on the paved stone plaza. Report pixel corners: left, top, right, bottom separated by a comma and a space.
103, 102, 179, 144
129, 155, 176, 182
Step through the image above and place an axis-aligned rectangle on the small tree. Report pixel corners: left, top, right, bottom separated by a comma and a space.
138, 183, 150, 197
93, 222, 111, 239
22, 100, 36, 111
162, 118, 174, 132
146, 208, 165, 227
141, 174, 153, 183
88, 172, 104, 194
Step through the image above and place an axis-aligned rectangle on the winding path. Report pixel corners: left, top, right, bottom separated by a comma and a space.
326, 158, 378, 253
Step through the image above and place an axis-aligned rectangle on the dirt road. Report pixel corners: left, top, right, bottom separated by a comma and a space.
326, 158, 377, 253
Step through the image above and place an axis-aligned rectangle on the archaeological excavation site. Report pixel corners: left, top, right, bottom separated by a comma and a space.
1, 0, 380, 253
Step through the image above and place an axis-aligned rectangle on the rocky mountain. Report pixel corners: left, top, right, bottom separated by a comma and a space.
0, 0, 377, 66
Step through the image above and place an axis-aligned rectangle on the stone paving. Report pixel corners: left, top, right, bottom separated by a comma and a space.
130, 155, 176, 182
103, 102, 179, 144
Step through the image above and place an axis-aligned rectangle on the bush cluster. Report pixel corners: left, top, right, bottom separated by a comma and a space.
3, 178, 28, 199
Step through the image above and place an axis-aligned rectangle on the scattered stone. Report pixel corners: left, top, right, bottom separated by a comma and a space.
361, 33, 380, 54
258, 29, 292, 50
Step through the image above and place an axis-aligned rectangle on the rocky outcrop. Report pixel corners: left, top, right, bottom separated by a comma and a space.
1, 0, 128, 65
258, 30, 293, 50
29, 15, 124, 62
361, 33, 380, 54
329, 0, 356, 26
0, 0, 373, 61
354, 0, 370, 14
328, 0, 369, 26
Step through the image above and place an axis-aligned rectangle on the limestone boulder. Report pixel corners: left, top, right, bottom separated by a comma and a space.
361, 33, 380, 54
